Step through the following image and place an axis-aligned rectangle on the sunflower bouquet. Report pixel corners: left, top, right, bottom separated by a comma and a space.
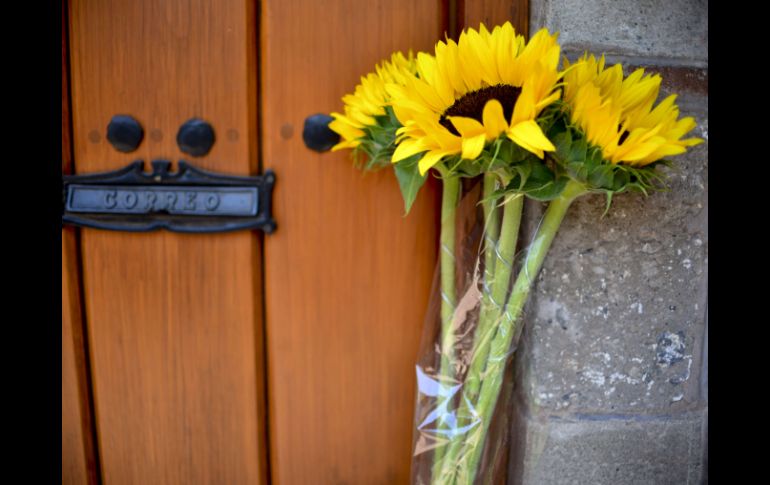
326, 22, 701, 485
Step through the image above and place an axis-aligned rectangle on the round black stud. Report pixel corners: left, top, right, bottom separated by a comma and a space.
263, 221, 277, 234
303, 114, 340, 152
176, 118, 216, 157
106, 115, 144, 153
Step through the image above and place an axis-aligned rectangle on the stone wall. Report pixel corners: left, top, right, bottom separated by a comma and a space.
508, 1, 708, 483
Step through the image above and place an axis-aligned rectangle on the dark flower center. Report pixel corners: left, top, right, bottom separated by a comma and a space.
439, 84, 521, 136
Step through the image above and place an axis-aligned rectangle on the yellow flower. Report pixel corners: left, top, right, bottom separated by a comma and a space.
388, 23, 562, 175
563, 54, 702, 166
329, 51, 417, 151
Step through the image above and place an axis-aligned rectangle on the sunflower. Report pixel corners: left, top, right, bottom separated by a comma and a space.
562, 54, 702, 166
387, 23, 562, 175
329, 51, 416, 152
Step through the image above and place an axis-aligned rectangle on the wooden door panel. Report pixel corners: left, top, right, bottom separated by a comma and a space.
462, 0, 528, 34
62, 3, 97, 479
63, 229, 97, 485
68, 1, 266, 483
261, 1, 442, 483
61, 243, 88, 485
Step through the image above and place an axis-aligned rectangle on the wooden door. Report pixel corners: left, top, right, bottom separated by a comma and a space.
64, 1, 267, 483
261, 2, 441, 484
62, 1, 524, 483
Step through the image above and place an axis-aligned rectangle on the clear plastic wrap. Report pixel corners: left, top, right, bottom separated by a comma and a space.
411, 181, 527, 485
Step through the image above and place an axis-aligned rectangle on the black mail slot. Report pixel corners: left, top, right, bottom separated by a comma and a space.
62, 160, 276, 233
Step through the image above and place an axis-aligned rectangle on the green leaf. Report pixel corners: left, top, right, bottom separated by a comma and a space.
526, 158, 553, 181
583, 146, 603, 170
525, 175, 568, 201
569, 138, 588, 164
385, 105, 400, 127
602, 190, 614, 217
494, 167, 514, 188
394, 154, 428, 215
552, 129, 572, 162
587, 165, 615, 189
613, 169, 631, 190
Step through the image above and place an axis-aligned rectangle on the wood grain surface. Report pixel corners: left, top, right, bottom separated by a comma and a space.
462, 0, 529, 35
68, 1, 267, 483
261, 1, 442, 483
62, 232, 88, 485
63, 229, 98, 485
62, 3, 98, 480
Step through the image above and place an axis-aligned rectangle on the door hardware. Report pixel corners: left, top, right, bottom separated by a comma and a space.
106, 114, 144, 153
63, 160, 276, 234
177, 118, 216, 157
303, 113, 339, 152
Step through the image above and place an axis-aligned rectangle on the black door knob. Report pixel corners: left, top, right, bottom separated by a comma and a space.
303, 114, 340, 152
177, 118, 216, 157
106, 115, 144, 153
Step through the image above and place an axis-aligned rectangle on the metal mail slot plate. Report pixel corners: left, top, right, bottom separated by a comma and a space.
67, 185, 258, 217
61, 160, 276, 234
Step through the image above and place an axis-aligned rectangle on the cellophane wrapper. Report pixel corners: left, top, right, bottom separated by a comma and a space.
410, 182, 527, 485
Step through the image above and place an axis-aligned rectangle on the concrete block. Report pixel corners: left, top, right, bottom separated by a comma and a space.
515, 84, 707, 415
506, 2, 709, 482
531, 0, 708, 65
505, 65, 708, 485
509, 410, 707, 485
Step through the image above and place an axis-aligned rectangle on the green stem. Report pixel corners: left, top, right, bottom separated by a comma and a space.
481, 173, 501, 300
433, 174, 503, 484
439, 174, 461, 348
457, 179, 587, 485
467, 193, 522, 401
434, 193, 523, 484
431, 168, 461, 479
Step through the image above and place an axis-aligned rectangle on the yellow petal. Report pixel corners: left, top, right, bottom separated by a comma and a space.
461, 133, 487, 160
392, 139, 426, 163
638, 143, 687, 165
482, 99, 508, 138
457, 31, 483, 91
680, 137, 704, 147
416, 52, 437, 85
331, 139, 358, 151
347, 109, 376, 127
510, 87, 536, 126
496, 24, 518, 85
535, 89, 561, 111
330, 112, 364, 129
328, 118, 364, 141
613, 136, 665, 163
418, 150, 451, 175
412, 78, 446, 113
507, 120, 555, 158
430, 126, 463, 151
438, 39, 467, 93
448, 116, 486, 137
465, 28, 498, 84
